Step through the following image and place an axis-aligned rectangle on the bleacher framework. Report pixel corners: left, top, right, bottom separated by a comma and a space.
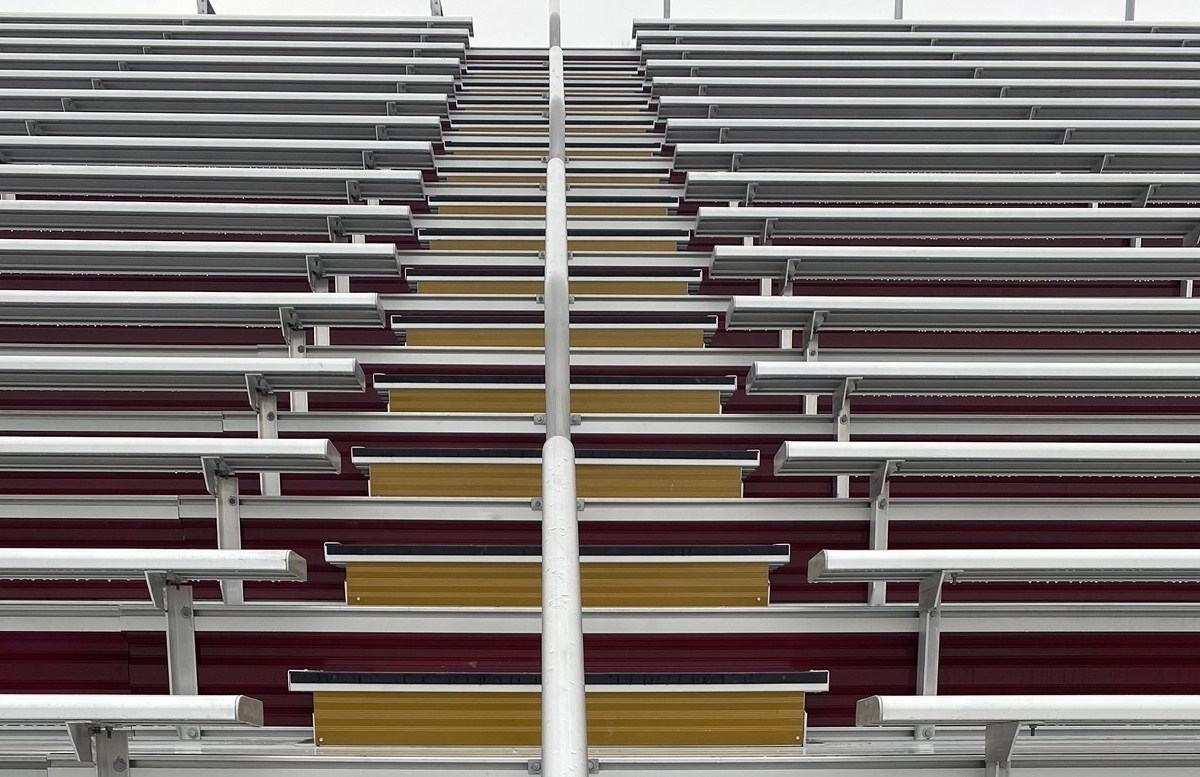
0, 4, 1200, 777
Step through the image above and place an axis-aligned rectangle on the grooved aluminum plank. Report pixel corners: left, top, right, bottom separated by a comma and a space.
651, 76, 1200, 99
0, 37, 467, 58
632, 19, 1200, 33
634, 29, 1200, 46
694, 206, 1200, 238
0, 137, 436, 168
0, 53, 464, 76
117, 493, 1200, 523
664, 118, 1200, 145
0, 694, 263, 726
4, 111, 444, 141
0, 165, 425, 201
725, 295, 1200, 331
7, 411, 1200, 439
0, 290, 385, 328
0, 437, 341, 473
773, 440, 1200, 477
646, 59, 1200, 80
20, 343, 1200, 368
0, 548, 305, 581
656, 96, 1200, 121
0, 88, 450, 116
684, 172, 1200, 204
0, 69, 457, 94
0, 239, 400, 277
709, 245, 1200, 281
857, 694, 1200, 727
639, 43, 1200, 63
0, 22, 472, 44
0, 200, 414, 237
0, 14, 474, 31
673, 143, 1200, 172
0, 356, 364, 392
810, 549, 1200, 583
746, 361, 1200, 397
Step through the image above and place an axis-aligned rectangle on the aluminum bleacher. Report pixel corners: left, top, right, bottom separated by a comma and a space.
1, 7, 1200, 777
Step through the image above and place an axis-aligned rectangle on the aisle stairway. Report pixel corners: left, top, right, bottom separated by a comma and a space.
1, 11, 1200, 776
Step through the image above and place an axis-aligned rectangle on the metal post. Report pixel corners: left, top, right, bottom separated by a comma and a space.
92, 729, 130, 777
162, 584, 199, 697
663, 0, 671, 19
541, 436, 587, 777
430, 0, 444, 16
1125, 0, 1136, 21
541, 4, 587, 774
545, 49, 570, 438
894, 0, 903, 20
549, 0, 561, 50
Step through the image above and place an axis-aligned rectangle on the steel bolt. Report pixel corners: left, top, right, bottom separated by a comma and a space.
112, 757, 128, 772
180, 606, 192, 619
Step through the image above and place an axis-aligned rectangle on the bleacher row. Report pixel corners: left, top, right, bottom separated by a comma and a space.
1, 9, 1200, 777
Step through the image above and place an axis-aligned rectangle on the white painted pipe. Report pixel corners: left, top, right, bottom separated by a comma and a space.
541, 436, 588, 776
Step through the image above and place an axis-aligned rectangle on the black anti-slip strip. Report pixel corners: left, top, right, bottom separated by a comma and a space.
389, 314, 715, 325
373, 374, 734, 387
352, 448, 756, 461
326, 543, 789, 557
408, 267, 699, 279
290, 670, 829, 686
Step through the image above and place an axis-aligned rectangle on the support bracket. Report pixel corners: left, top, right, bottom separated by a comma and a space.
1134, 184, 1159, 208
832, 377, 859, 430
279, 307, 306, 355
744, 182, 758, 206
759, 218, 776, 246
983, 721, 1024, 777
346, 180, 363, 205
1184, 223, 1200, 248
304, 254, 326, 294
800, 311, 826, 357
867, 460, 901, 606
326, 215, 348, 243
201, 458, 243, 604
65, 722, 93, 763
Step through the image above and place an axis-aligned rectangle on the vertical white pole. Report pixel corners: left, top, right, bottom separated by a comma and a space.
894, 0, 903, 20
541, 4, 588, 776
1125, 0, 1136, 21
664, 0, 671, 19
541, 436, 587, 777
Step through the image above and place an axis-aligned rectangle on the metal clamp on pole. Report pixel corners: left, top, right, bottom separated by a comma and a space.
541, 4, 589, 774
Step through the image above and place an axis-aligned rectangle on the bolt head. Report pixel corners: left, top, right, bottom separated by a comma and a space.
113, 757, 128, 772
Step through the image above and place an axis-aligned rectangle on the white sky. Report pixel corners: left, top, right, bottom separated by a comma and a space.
2, 0, 1200, 47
